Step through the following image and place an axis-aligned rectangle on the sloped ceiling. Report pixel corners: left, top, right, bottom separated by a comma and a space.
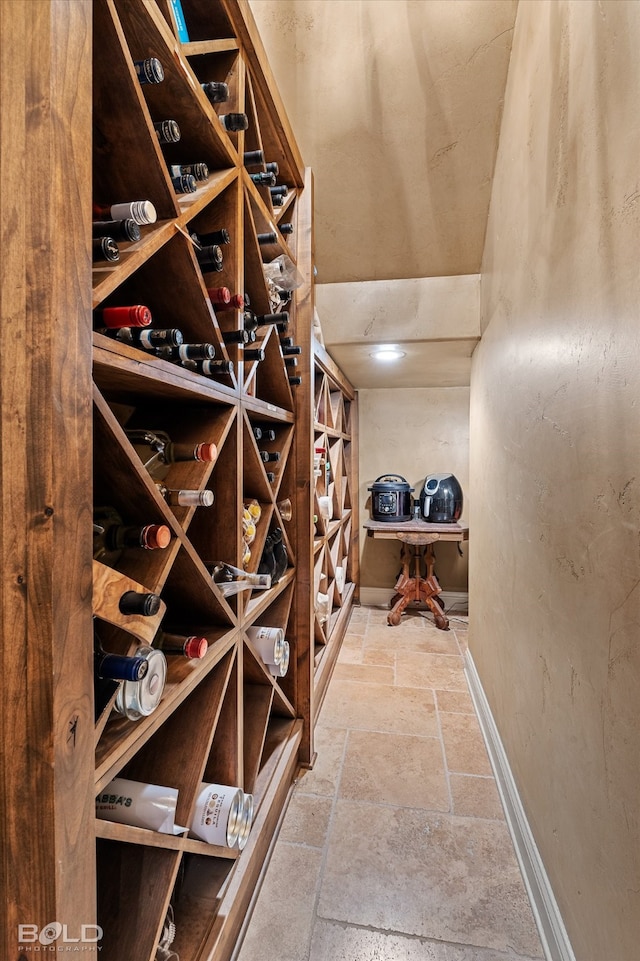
249, 0, 517, 383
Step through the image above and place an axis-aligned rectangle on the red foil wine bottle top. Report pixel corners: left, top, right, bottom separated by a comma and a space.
208, 286, 231, 305
184, 636, 208, 659
141, 524, 172, 549
194, 443, 217, 462
102, 305, 152, 329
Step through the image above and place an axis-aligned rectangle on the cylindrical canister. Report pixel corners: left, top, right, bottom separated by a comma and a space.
236, 793, 254, 851
266, 639, 290, 678
246, 625, 285, 666
190, 782, 244, 847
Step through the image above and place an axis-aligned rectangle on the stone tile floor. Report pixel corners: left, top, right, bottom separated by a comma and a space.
236, 606, 544, 961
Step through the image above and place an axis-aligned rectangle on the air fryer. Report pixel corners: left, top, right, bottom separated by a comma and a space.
420, 473, 463, 523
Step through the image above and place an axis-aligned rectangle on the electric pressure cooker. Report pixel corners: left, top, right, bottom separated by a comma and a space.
368, 474, 414, 522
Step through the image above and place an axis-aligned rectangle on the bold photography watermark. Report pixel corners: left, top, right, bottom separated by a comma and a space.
17, 922, 103, 952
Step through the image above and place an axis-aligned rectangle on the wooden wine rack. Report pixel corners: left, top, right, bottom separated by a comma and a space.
312, 341, 360, 716
0, 1, 358, 959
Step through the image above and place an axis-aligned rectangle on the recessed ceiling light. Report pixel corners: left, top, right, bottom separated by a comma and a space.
370, 346, 406, 362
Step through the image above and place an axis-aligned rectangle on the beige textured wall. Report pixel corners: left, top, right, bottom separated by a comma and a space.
470, 2, 640, 958
249, 0, 516, 283
359, 387, 469, 593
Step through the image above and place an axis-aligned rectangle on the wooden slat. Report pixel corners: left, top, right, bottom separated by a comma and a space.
291, 168, 315, 766
0, 1, 95, 951
93, 560, 167, 643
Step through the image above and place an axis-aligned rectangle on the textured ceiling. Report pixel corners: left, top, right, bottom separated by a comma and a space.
250, 0, 517, 285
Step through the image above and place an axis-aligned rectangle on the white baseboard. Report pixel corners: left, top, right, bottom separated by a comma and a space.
358, 587, 468, 614
464, 651, 576, 961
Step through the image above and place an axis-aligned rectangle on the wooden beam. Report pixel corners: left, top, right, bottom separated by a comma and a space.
0, 1, 95, 952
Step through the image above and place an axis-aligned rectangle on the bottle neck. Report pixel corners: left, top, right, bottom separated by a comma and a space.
95, 650, 149, 681
106, 522, 171, 551
118, 591, 162, 617
157, 633, 208, 659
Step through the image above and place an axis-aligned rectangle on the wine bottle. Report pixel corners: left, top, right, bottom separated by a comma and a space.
270, 185, 287, 197
277, 318, 290, 335
156, 484, 214, 508
94, 633, 151, 721
271, 195, 284, 207
154, 120, 181, 144
282, 345, 302, 356
258, 536, 276, 580
92, 219, 141, 243
289, 376, 302, 386
193, 228, 231, 246
156, 343, 216, 362
259, 451, 280, 463
93, 506, 171, 567
254, 426, 276, 441
242, 311, 258, 333
219, 112, 248, 132
154, 631, 208, 659
181, 358, 234, 376
93, 237, 119, 263
252, 427, 263, 440
201, 81, 229, 104
95, 648, 149, 682
257, 231, 277, 245
134, 58, 164, 84
119, 590, 162, 617
256, 311, 287, 329
244, 348, 265, 362
207, 286, 231, 306
222, 329, 250, 345
271, 528, 288, 582
211, 562, 271, 596
99, 304, 152, 329
169, 162, 209, 182
250, 171, 276, 187
126, 429, 217, 481
265, 161, 279, 176
279, 222, 294, 236
265, 471, 275, 483
171, 174, 197, 194
195, 244, 223, 272
215, 293, 244, 311
284, 357, 298, 368
243, 149, 264, 167
93, 200, 157, 225
96, 327, 184, 348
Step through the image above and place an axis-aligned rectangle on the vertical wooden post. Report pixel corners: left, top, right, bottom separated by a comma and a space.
0, 1, 95, 956
293, 167, 315, 767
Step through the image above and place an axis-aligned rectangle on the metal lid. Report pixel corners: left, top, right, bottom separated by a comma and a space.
368, 474, 414, 493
